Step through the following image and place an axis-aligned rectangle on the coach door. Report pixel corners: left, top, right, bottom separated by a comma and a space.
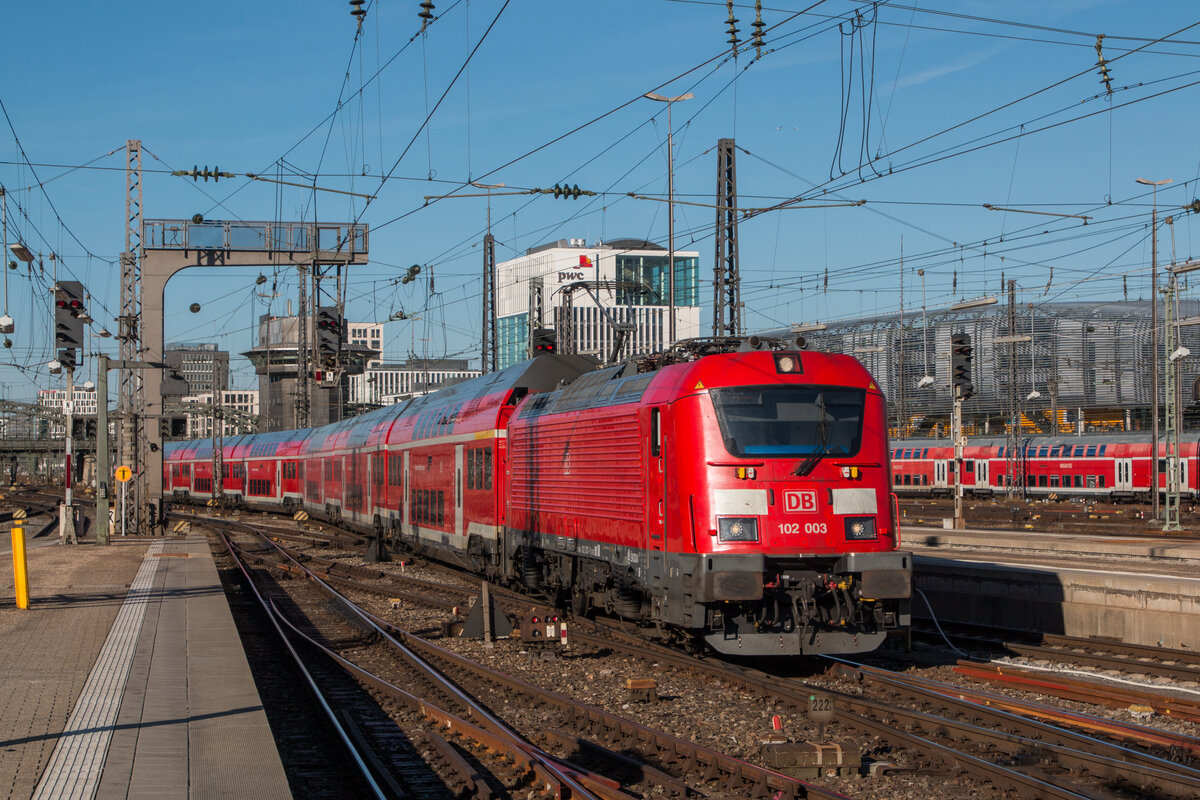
402, 450, 411, 538
934, 460, 950, 489
1115, 458, 1133, 492
974, 461, 989, 490
454, 444, 464, 537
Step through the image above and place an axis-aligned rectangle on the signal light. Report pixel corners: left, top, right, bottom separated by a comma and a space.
315, 306, 342, 360
532, 327, 556, 355
950, 332, 974, 400
53, 281, 86, 350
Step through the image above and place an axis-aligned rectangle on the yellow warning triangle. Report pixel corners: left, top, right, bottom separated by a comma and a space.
868, 382, 878, 391
694, 381, 705, 389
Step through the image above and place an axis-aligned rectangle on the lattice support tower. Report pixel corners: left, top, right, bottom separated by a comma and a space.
295, 260, 310, 428
1004, 280, 1019, 498
712, 138, 742, 337
1163, 282, 1182, 531
212, 358, 224, 506
119, 139, 143, 532
527, 277, 544, 358
482, 233, 497, 373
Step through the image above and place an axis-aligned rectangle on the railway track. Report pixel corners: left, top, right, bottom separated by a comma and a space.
205, 513, 848, 800
899, 496, 1200, 537
221, 527, 633, 800
186, 507, 1200, 799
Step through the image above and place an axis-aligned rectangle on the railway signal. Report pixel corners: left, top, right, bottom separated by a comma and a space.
951, 333, 973, 400
315, 306, 342, 360
54, 281, 87, 351
532, 327, 557, 354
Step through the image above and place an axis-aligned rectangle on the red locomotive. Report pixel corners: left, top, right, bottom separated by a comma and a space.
165, 338, 912, 656
891, 434, 1199, 502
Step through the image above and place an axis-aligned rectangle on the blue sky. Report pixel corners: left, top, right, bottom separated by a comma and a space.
1, 1, 1198, 399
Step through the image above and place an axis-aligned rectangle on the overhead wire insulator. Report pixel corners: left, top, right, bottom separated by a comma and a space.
419, 0, 435, 30
752, 0, 766, 58
1095, 34, 1113, 96
349, 0, 366, 25
171, 166, 235, 182
726, 0, 740, 50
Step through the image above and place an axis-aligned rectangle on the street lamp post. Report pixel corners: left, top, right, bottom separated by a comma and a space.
1137, 176, 1172, 521
644, 91, 693, 346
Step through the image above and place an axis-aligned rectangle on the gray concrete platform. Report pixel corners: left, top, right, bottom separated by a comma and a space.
0, 532, 290, 800
905, 525, 1200, 563
907, 527, 1200, 649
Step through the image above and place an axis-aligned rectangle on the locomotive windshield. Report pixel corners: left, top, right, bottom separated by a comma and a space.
710, 386, 866, 458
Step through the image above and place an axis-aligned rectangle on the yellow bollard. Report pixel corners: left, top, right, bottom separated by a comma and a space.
11, 524, 29, 609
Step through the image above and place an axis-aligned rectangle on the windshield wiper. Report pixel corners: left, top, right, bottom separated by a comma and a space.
793, 392, 830, 477
792, 443, 830, 477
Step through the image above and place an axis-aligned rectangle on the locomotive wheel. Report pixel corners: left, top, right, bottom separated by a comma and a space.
571, 586, 589, 617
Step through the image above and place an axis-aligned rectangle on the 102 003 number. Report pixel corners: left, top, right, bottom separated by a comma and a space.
779, 522, 828, 535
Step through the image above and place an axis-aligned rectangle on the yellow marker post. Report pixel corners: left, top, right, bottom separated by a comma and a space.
11, 524, 29, 609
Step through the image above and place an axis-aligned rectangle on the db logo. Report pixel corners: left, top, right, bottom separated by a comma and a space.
783, 490, 818, 513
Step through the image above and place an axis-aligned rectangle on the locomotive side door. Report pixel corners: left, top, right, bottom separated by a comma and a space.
646, 406, 666, 590
454, 444, 464, 538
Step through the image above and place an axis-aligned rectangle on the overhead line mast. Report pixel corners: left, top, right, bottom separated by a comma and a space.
119, 139, 143, 533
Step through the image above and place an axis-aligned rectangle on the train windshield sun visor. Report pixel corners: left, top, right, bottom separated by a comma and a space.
710, 386, 866, 459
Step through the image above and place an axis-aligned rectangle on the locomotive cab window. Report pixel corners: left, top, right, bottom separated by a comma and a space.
710, 386, 865, 458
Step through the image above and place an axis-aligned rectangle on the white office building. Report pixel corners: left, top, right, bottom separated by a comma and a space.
181, 390, 260, 438
350, 359, 479, 407
37, 386, 99, 437
347, 322, 384, 367
496, 238, 701, 369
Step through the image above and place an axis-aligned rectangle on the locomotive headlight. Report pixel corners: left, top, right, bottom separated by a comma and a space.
773, 353, 802, 374
718, 517, 760, 542
844, 517, 877, 541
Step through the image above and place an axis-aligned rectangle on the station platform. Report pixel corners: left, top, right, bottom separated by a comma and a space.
906, 526, 1200, 649
0, 530, 291, 800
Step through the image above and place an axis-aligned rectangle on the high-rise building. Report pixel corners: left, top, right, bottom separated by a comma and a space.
163, 342, 229, 396
495, 238, 700, 368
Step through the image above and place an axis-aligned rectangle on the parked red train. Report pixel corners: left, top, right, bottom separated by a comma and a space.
891, 434, 1199, 502
165, 340, 911, 656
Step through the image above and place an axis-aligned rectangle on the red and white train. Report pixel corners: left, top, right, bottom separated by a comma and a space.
891, 434, 1199, 502
164, 340, 911, 656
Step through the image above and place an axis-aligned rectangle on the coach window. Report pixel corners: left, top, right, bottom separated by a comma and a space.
1098, 475, 1106, 487
1098, 445, 1106, 456
388, 455, 402, 486
1087, 475, 1097, 489
1074, 475, 1083, 488
1086, 445, 1097, 457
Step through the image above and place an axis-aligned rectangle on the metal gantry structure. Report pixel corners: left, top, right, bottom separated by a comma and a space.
712, 138, 742, 338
